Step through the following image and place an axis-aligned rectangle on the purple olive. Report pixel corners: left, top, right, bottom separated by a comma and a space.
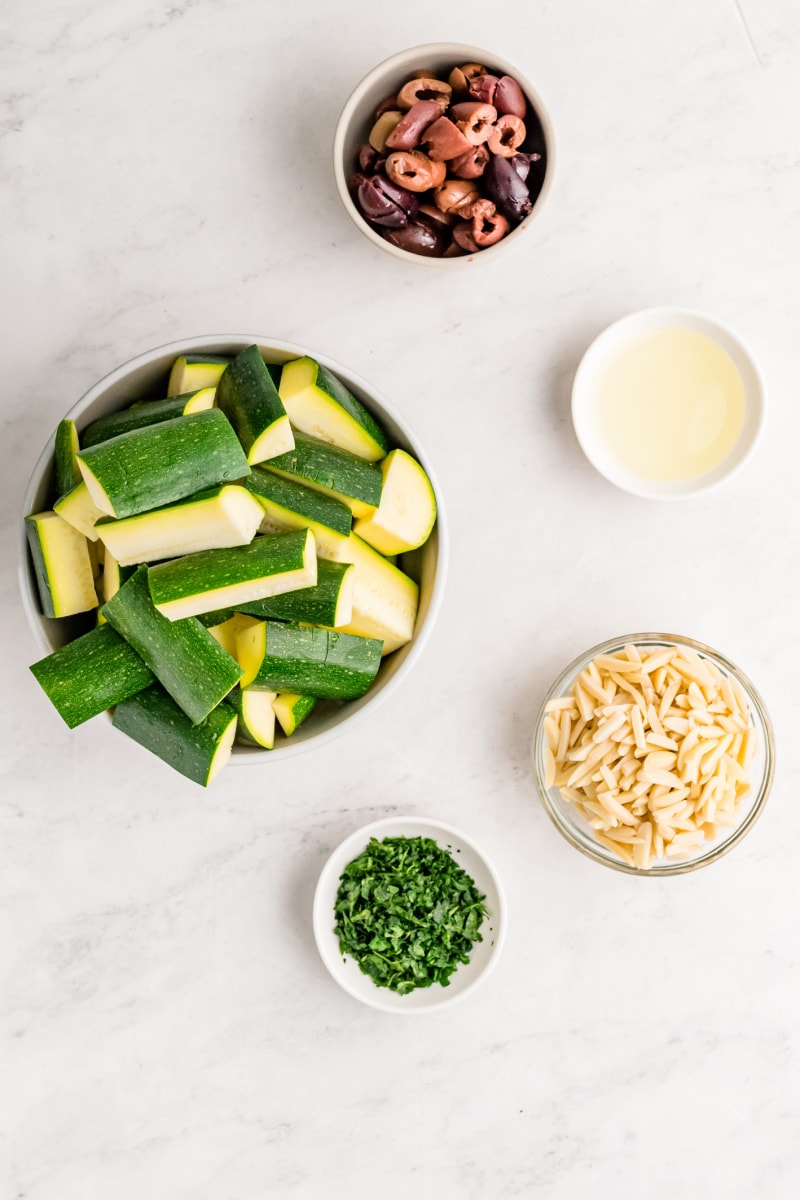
385, 99, 442, 151
494, 75, 527, 119
383, 212, 447, 257
468, 73, 499, 105
357, 143, 385, 173
355, 173, 420, 229
483, 154, 533, 225
375, 94, 400, 117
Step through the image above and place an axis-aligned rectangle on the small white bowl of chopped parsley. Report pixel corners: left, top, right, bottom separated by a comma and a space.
313, 816, 506, 1012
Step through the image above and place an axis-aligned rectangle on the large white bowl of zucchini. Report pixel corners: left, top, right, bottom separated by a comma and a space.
20, 337, 447, 785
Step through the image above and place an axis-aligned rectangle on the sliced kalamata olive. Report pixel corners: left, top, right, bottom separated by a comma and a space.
375, 94, 400, 117
468, 73, 499, 105
483, 154, 533, 225
356, 173, 419, 228
493, 75, 527, 119
385, 99, 441, 150
357, 143, 385, 173
383, 213, 447, 257
449, 144, 490, 179
420, 115, 472, 161
452, 221, 481, 253
509, 151, 535, 182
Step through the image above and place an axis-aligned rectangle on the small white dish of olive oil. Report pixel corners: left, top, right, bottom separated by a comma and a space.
571, 308, 765, 499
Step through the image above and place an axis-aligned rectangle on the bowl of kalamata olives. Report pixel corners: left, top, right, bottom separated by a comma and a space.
333, 43, 555, 263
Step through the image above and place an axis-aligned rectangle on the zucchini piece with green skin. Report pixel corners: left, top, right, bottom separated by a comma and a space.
217, 345, 294, 465
278, 356, 388, 462
81, 389, 216, 448
237, 621, 382, 699
26, 511, 98, 618
244, 466, 352, 536
265, 433, 382, 519
113, 684, 237, 786
272, 692, 316, 736
353, 449, 437, 555
77, 409, 250, 519
101, 550, 136, 603
317, 531, 418, 655
227, 685, 277, 748
168, 355, 230, 397
241, 503, 419, 655
95, 484, 264, 566
53, 419, 81, 500
30, 623, 153, 728
53, 481, 106, 541
236, 560, 354, 627
102, 566, 243, 725
147, 528, 317, 621
185, 561, 353, 628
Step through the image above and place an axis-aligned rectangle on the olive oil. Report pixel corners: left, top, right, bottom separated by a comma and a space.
595, 328, 746, 482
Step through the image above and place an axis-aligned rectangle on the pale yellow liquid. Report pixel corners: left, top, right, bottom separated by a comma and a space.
595, 328, 746, 481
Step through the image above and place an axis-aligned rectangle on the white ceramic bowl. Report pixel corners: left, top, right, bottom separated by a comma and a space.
313, 816, 506, 1012
19, 336, 448, 763
333, 42, 556, 266
571, 307, 766, 498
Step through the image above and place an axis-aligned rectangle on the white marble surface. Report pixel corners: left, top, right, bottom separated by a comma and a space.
3, 1, 800, 1195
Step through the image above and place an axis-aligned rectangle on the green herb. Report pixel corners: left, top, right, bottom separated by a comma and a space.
333, 835, 487, 995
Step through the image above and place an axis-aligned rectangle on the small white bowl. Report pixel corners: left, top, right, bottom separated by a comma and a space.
312, 816, 506, 1013
19, 336, 448, 764
333, 42, 556, 266
571, 307, 766, 499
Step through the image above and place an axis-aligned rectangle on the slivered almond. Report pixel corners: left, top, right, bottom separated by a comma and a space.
543, 642, 756, 870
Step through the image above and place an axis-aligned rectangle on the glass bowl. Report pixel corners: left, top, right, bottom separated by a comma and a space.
531, 633, 775, 876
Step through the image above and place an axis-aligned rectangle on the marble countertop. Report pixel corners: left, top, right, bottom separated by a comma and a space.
3, 1, 799, 1196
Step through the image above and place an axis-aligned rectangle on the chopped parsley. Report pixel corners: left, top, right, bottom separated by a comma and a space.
333, 835, 487, 995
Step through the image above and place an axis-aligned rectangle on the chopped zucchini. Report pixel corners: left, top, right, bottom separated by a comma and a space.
237, 621, 382, 698
353, 449, 437, 555
217, 345, 294, 464
53, 481, 106, 541
236, 499, 419, 655
278, 356, 388, 462
147, 528, 317, 620
265, 433, 382, 519
113, 684, 237, 785
319, 532, 419, 655
53, 419, 81, 500
236, 559, 354, 627
77, 409, 250, 518
25, 511, 98, 618
95, 484, 264, 566
30, 623, 153, 728
227, 686, 277, 748
272, 692, 317, 736
168, 355, 230, 397
206, 612, 260, 658
102, 566, 243, 725
101, 550, 136, 603
81, 389, 216, 448
244, 466, 352, 537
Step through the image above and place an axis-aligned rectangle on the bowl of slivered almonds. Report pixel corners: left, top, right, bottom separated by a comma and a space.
532, 633, 774, 875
